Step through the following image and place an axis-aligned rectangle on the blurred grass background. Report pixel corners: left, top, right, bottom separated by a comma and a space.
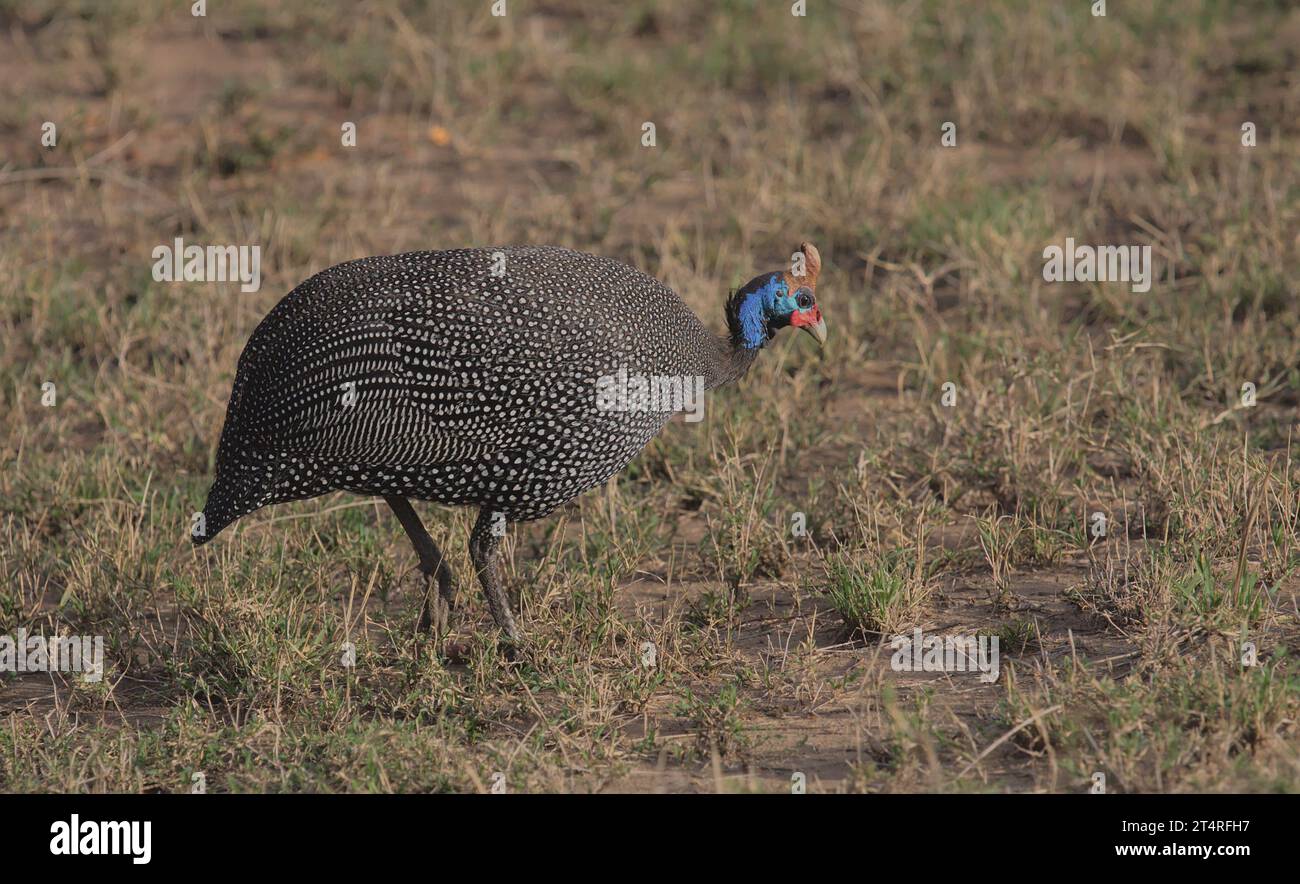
0, 0, 1298, 792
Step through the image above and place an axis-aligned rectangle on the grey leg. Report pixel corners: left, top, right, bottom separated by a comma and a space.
385, 496, 454, 635
469, 508, 520, 645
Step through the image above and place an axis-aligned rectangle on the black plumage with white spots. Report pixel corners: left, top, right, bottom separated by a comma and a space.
194, 243, 827, 645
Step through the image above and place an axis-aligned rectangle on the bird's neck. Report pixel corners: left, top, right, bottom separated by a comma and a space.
710, 285, 772, 389
706, 332, 762, 389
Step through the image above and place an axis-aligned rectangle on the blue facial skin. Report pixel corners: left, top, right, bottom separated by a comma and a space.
738, 274, 803, 349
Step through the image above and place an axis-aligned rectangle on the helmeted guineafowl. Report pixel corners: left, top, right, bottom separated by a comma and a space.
192, 242, 827, 647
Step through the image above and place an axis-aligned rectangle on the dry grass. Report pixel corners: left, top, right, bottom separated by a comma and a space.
1, 0, 1299, 792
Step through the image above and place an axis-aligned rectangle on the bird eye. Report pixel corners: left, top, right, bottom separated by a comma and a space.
796, 291, 813, 310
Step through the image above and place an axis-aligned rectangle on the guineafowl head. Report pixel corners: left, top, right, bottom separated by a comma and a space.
726, 241, 827, 350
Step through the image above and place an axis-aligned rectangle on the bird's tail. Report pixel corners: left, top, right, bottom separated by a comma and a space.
191, 456, 269, 545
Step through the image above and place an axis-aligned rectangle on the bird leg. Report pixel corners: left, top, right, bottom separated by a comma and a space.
469, 508, 520, 647
385, 496, 454, 636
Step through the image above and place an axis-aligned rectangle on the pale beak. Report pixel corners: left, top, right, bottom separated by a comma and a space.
802, 316, 827, 347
